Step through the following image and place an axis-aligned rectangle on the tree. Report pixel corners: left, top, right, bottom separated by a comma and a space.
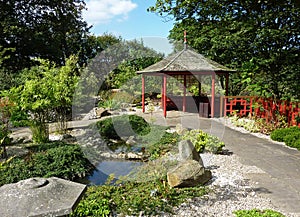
149, 0, 300, 100
80, 39, 164, 95
0, 0, 89, 72
78, 33, 122, 66
9, 56, 79, 143
0, 46, 16, 91
105, 56, 163, 90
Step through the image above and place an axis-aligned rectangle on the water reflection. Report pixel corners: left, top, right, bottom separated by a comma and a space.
87, 160, 143, 185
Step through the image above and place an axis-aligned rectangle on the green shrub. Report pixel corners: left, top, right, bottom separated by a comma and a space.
30, 144, 94, 179
10, 108, 29, 127
284, 132, 300, 148
0, 157, 32, 185
205, 135, 225, 154
71, 178, 207, 216
129, 115, 151, 135
270, 126, 299, 142
290, 139, 300, 149
181, 129, 225, 154
95, 115, 150, 141
181, 129, 208, 152
0, 142, 94, 186
270, 126, 300, 149
98, 98, 121, 110
234, 209, 285, 217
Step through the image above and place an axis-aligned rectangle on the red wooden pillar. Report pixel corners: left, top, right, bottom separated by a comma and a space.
163, 74, 167, 118
161, 76, 164, 109
183, 75, 187, 112
225, 73, 229, 96
142, 75, 145, 113
211, 73, 215, 118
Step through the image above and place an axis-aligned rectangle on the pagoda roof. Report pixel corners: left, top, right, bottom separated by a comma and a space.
137, 48, 236, 74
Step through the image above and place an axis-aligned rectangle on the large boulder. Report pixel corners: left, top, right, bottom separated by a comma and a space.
167, 160, 212, 188
178, 140, 204, 166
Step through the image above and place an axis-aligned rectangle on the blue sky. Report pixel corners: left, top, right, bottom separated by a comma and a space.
83, 0, 175, 54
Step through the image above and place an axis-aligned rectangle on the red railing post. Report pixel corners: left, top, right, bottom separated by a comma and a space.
250, 97, 253, 117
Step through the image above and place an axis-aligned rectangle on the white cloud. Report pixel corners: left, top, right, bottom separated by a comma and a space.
83, 0, 137, 25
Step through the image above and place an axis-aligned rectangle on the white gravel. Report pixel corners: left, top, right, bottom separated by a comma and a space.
161, 118, 297, 217
165, 153, 284, 217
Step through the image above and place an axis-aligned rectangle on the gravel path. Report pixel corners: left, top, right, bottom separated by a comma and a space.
160, 119, 298, 217
163, 152, 289, 217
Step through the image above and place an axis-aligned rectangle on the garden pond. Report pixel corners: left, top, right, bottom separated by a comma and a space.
86, 159, 143, 185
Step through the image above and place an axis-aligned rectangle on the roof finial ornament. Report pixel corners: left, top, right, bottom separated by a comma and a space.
184, 30, 187, 50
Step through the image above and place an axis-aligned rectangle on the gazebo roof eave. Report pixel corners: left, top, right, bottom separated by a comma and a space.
137, 69, 237, 76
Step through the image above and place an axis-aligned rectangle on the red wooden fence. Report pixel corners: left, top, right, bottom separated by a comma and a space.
222, 96, 300, 127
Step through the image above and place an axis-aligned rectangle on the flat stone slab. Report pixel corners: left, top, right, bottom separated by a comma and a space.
0, 177, 86, 217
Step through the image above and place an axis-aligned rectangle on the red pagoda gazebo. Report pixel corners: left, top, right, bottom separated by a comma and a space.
137, 48, 236, 118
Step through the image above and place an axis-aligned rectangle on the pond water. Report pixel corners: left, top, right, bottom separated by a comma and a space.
87, 160, 143, 185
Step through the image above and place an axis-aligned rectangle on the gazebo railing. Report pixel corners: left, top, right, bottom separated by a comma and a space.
222, 96, 300, 127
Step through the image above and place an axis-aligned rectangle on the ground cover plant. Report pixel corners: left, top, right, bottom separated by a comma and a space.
71, 176, 207, 216
270, 126, 300, 150
234, 209, 285, 217
0, 142, 94, 186
229, 116, 269, 135
228, 112, 291, 135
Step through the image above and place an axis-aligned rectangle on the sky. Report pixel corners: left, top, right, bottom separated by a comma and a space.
82, 0, 175, 55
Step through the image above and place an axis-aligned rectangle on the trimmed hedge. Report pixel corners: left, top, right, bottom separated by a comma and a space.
270, 126, 300, 150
